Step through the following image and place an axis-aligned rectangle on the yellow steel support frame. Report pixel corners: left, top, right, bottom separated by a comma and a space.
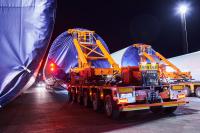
155, 52, 191, 79
133, 44, 156, 63
155, 52, 181, 73
96, 40, 119, 71
142, 52, 155, 63
73, 39, 90, 68
68, 29, 120, 74
132, 44, 191, 79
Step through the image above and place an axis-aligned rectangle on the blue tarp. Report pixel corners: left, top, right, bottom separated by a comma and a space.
112, 45, 160, 67
0, 0, 56, 107
44, 29, 111, 80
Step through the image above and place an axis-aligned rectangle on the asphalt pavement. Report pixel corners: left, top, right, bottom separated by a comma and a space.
0, 85, 200, 133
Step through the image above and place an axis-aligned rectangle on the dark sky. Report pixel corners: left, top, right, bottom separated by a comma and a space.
52, 0, 200, 58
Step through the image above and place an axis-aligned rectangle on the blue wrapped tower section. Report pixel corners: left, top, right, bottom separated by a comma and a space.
44, 29, 111, 80
111, 45, 159, 67
0, 0, 56, 107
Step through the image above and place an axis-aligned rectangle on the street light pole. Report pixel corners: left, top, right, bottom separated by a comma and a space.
178, 4, 189, 54
181, 13, 189, 54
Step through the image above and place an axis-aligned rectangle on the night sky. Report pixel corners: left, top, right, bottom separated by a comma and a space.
52, 0, 200, 58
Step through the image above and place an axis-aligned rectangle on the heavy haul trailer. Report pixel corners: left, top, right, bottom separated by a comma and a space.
174, 81, 200, 97
53, 29, 187, 118
134, 44, 200, 97
115, 44, 200, 97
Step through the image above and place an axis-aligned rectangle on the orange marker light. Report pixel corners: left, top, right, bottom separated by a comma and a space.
178, 94, 185, 99
117, 98, 128, 104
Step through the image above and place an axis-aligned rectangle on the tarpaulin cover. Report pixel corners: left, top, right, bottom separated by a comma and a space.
44, 29, 111, 80
111, 45, 159, 67
0, 0, 56, 107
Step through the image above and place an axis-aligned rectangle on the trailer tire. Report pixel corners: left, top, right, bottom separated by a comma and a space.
104, 95, 120, 119
184, 86, 191, 97
77, 93, 83, 105
92, 93, 101, 111
163, 106, 177, 114
83, 91, 89, 107
195, 87, 200, 98
66, 92, 72, 103
150, 106, 163, 114
46, 85, 51, 90
72, 93, 77, 103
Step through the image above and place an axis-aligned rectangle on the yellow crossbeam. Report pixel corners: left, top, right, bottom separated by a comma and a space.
80, 44, 104, 57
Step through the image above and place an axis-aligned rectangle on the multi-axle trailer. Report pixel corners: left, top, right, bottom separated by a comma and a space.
48, 28, 187, 118
111, 44, 200, 98
68, 84, 186, 118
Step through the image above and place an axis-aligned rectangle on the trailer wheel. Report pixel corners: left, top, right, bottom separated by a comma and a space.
72, 93, 76, 103
83, 91, 89, 107
184, 86, 191, 97
195, 87, 200, 98
150, 106, 163, 114
77, 93, 83, 105
66, 92, 72, 103
163, 106, 177, 114
92, 93, 100, 111
105, 95, 120, 119
46, 85, 51, 90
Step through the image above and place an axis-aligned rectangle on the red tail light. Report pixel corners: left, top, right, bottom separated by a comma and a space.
50, 67, 55, 72
49, 63, 56, 72
50, 63, 55, 67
